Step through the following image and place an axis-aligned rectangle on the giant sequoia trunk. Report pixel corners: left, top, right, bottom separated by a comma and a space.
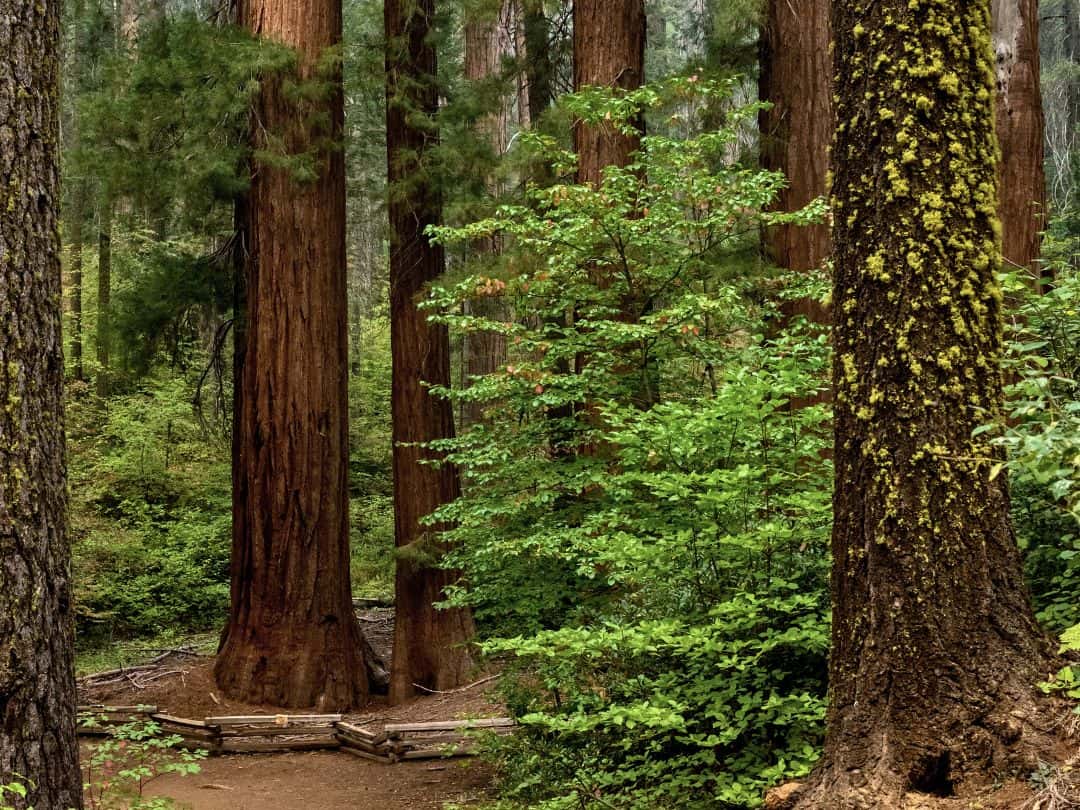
791, 0, 1056, 806
215, 0, 369, 710
993, 0, 1047, 284
386, 0, 476, 703
0, 0, 84, 805
572, 0, 646, 186
758, 0, 832, 301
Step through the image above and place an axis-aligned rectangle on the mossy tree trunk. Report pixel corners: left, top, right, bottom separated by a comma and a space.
0, 0, 84, 805
993, 0, 1047, 285
792, 0, 1056, 805
214, 0, 370, 711
385, 0, 476, 704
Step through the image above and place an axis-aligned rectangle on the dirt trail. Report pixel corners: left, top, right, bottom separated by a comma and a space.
146, 750, 491, 810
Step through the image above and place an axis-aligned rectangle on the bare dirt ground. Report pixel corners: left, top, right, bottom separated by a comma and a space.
144, 750, 492, 810
79, 608, 502, 809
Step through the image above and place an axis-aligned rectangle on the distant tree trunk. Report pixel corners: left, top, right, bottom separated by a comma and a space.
758, 0, 832, 321
0, 0, 84, 804
993, 0, 1047, 286
386, 0, 476, 703
215, 0, 369, 710
523, 0, 553, 124
572, 0, 651, 412
791, 0, 1056, 805
462, 2, 512, 428
572, 0, 646, 186
97, 195, 112, 398
71, 183, 86, 382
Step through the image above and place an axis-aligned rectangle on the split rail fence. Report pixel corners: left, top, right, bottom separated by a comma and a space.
77, 705, 515, 763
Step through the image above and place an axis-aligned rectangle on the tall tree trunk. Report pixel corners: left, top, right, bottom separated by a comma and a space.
96, 195, 112, 398
758, 0, 832, 322
71, 183, 86, 382
523, 0, 553, 124
0, 0, 84, 804
993, 0, 1047, 285
791, 0, 1055, 805
215, 0, 369, 710
572, 0, 651, 413
572, 0, 646, 186
386, 0, 476, 704
462, 2, 512, 428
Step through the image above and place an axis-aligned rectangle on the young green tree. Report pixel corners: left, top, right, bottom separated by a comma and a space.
792, 0, 1057, 804
385, 0, 476, 703
214, 0, 370, 710
0, 0, 84, 805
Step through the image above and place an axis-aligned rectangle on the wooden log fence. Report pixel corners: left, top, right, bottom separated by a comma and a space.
76, 705, 515, 762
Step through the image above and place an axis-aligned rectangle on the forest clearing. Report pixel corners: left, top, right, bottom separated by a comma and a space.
2, 0, 1080, 808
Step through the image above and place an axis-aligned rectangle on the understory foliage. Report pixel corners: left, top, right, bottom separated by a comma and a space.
428, 80, 831, 808
1004, 248, 1080, 632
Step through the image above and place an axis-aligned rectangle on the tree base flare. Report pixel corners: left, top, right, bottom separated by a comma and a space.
789, 693, 1072, 810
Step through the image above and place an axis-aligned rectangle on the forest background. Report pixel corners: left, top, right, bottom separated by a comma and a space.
58, 0, 1080, 807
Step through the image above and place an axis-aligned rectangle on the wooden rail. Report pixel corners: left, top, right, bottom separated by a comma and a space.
76, 705, 515, 762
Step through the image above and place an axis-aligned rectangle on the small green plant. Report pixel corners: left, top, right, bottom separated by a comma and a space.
82, 717, 205, 810
0, 779, 31, 810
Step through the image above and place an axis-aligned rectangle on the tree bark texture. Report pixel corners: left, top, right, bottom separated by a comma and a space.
758, 0, 833, 278
572, 0, 646, 187
794, 0, 1055, 805
96, 196, 112, 398
0, 0, 84, 805
70, 182, 86, 382
386, 0, 476, 704
462, 2, 512, 428
215, 0, 369, 711
523, 0, 553, 124
992, 0, 1047, 282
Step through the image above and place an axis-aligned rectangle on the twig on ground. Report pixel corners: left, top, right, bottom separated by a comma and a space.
410, 674, 499, 696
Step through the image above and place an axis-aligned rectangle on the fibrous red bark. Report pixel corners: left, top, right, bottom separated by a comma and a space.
386, 0, 476, 704
572, 0, 646, 186
758, 0, 832, 280
215, 0, 369, 711
993, 0, 1048, 285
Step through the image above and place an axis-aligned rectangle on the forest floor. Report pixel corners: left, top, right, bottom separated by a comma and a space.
78, 608, 501, 809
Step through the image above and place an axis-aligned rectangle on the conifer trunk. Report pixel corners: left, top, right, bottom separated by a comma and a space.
215, 0, 369, 710
462, 2, 512, 428
523, 0, 553, 124
97, 195, 112, 398
71, 183, 86, 382
386, 0, 476, 703
993, 0, 1047, 284
572, 0, 645, 186
0, 0, 83, 804
759, 0, 832, 316
791, 0, 1055, 805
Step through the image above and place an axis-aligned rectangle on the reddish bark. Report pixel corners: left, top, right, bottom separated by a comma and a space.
993, 0, 1048, 284
572, 0, 646, 186
758, 0, 832, 286
215, 0, 369, 710
386, 0, 476, 704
